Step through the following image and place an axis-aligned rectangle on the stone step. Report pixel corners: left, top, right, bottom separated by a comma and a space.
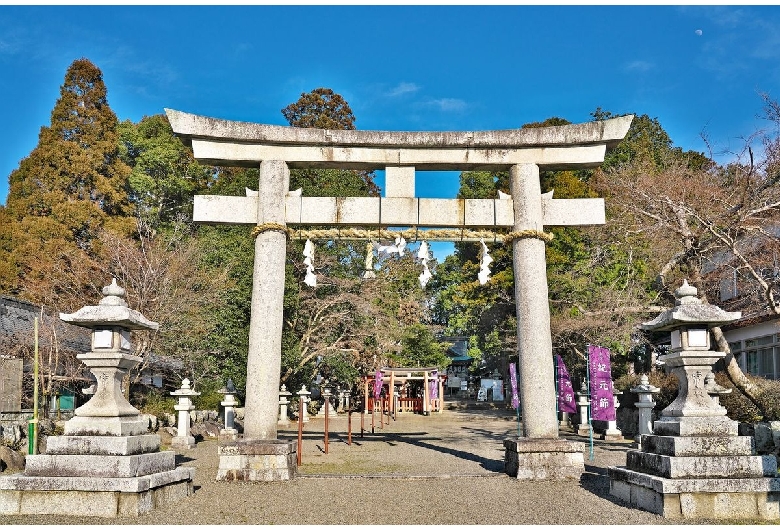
44, 434, 161, 456
625, 450, 776, 479
641, 434, 754, 457
0, 467, 195, 517
24, 451, 176, 478
653, 416, 737, 437
608, 466, 780, 520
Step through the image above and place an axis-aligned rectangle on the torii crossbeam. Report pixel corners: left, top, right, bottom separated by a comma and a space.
167, 108, 633, 481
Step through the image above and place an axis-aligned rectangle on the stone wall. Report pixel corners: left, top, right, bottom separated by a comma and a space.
0, 359, 22, 412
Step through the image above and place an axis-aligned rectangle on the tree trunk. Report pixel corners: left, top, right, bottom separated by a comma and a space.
710, 325, 767, 419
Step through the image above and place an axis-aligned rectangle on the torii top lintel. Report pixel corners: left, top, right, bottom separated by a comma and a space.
165, 109, 633, 171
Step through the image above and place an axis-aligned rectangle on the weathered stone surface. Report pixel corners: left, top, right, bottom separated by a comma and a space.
609, 467, 780, 520
385, 166, 415, 197
653, 416, 738, 437
218, 439, 297, 456
242, 160, 289, 442
64, 415, 149, 437
0, 468, 194, 517
503, 438, 585, 480
168, 109, 632, 171
641, 434, 754, 457
215, 438, 296, 482
24, 451, 176, 478
419, 198, 463, 226
44, 434, 161, 456
510, 164, 558, 439
0, 466, 194, 493
625, 450, 771, 479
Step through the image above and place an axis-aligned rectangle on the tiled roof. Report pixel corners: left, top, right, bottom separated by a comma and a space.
0, 295, 91, 355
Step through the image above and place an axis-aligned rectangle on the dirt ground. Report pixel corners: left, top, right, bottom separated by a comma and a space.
0, 404, 757, 525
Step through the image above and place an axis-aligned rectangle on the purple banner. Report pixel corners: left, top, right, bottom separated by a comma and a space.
374, 370, 382, 401
588, 345, 615, 421
429, 370, 438, 401
509, 362, 519, 409
555, 355, 577, 414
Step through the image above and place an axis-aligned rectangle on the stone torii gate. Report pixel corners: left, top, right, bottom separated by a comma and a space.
166, 108, 632, 481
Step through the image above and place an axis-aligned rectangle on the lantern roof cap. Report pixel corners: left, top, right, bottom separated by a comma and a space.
640, 280, 741, 332
59, 278, 159, 331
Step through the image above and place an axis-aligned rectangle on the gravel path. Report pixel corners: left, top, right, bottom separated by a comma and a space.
1, 406, 731, 525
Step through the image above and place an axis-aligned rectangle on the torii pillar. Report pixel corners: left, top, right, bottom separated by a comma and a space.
216, 160, 298, 481
502, 163, 586, 479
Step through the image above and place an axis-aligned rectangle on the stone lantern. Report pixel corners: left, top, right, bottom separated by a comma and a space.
0, 279, 194, 517
297, 385, 311, 423
639, 280, 739, 430
575, 381, 591, 436
630, 374, 660, 441
171, 378, 200, 449
609, 280, 780, 520
219, 379, 239, 436
278, 384, 291, 425
60, 278, 159, 436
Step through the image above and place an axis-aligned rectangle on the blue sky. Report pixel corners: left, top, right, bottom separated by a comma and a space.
2, 5, 780, 257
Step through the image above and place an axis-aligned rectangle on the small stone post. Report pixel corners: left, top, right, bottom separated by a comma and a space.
171, 378, 200, 449
278, 384, 291, 425
218, 379, 239, 439
337, 387, 346, 413
603, 389, 623, 441
576, 380, 591, 436
297, 385, 311, 424
317, 386, 337, 418
630, 374, 660, 442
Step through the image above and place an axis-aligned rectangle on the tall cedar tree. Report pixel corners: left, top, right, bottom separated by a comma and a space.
0, 58, 133, 308
281, 88, 380, 197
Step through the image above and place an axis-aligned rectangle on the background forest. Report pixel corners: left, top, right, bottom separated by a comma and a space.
3, 58, 780, 420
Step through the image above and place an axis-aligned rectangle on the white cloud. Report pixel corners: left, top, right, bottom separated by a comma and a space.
624, 60, 654, 73
387, 82, 420, 97
429, 98, 467, 112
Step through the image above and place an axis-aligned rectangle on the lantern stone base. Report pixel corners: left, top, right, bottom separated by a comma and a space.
609, 428, 780, 520
0, 433, 194, 518
609, 467, 780, 520
503, 438, 585, 480
0, 469, 194, 517
216, 438, 297, 481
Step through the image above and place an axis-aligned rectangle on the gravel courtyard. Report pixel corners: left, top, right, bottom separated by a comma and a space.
0, 405, 745, 525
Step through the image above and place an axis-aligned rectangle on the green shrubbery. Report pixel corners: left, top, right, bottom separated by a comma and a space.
136, 389, 176, 418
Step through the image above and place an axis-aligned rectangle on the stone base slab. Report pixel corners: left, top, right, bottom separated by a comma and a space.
0, 467, 194, 517
653, 416, 737, 437
503, 438, 585, 480
609, 466, 780, 520
216, 438, 297, 481
641, 434, 754, 457
45, 434, 161, 456
64, 416, 149, 437
170, 435, 196, 449
603, 429, 623, 441
625, 450, 775, 479
24, 451, 176, 478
